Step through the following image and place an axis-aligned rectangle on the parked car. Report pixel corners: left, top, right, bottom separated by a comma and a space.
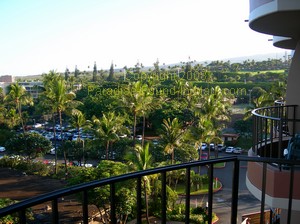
33, 123, 42, 128
49, 148, 56, 155
152, 139, 159, 145
72, 161, 93, 167
217, 144, 225, 151
233, 147, 242, 154
136, 135, 142, 141
200, 143, 208, 150
209, 143, 215, 150
0, 146, 6, 152
225, 146, 235, 153
201, 152, 208, 160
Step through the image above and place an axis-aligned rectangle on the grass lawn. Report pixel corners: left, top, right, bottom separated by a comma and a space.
237, 70, 285, 75
208, 156, 226, 168
175, 180, 222, 195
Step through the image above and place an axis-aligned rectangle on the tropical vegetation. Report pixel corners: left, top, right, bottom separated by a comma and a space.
0, 57, 288, 223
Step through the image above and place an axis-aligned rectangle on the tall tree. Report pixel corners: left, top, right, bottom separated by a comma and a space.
153, 58, 160, 75
121, 81, 146, 146
126, 143, 152, 224
196, 86, 230, 126
69, 109, 89, 164
92, 112, 124, 160
187, 117, 212, 161
64, 67, 70, 80
92, 61, 97, 82
107, 62, 115, 81
69, 109, 87, 140
5, 83, 33, 133
160, 118, 185, 164
43, 72, 79, 174
74, 65, 80, 78
5, 132, 52, 161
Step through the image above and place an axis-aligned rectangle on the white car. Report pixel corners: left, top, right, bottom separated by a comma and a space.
50, 148, 56, 155
200, 143, 207, 150
0, 146, 6, 152
152, 139, 159, 145
225, 146, 235, 153
233, 147, 242, 154
217, 144, 225, 151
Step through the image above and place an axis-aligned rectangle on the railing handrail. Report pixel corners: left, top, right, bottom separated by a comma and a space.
252, 104, 298, 121
1, 155, 300, 219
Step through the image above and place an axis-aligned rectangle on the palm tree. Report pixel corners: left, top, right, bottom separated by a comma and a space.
43, 71, 79, 174
192, 86, 229, 159
244, 92, 274, 120
121, 81, 145, 146
69, 109, 89, 164
92, 112, 124, 160
69, 109, 87, 140
197, 86, 230, 125
127, 143, 152, 224
139, 84, 162, 147
160, 118, 185, 164
5, 83, 33, 133
187, 117, 212, 160
2, 108, 19, 129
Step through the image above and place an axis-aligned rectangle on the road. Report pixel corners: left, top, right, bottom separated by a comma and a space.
188, 152, 262, 224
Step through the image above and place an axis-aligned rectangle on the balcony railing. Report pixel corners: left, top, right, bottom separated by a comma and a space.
1, 156, 300, 224
251, 104, 299, 158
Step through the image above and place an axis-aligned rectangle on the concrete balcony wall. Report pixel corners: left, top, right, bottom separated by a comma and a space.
247, 161, 300, 207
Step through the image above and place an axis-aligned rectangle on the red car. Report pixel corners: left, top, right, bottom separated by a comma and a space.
201, 152, 208, 160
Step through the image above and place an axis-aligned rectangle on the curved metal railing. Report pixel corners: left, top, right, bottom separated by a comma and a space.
251, 104, 298, 158
1, 156, 300, 224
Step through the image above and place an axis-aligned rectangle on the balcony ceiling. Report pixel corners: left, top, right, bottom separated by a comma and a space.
273, 36, 298, 50
249, 11, 300, 40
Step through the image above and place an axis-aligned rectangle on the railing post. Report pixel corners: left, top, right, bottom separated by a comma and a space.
52, 198, 59, 224
136, 177, 142, 224
270, 119, 274, 157
110, 183, 116, 224
260, 117, 263, 153
207, 164, 214, 224
231, 159, 239, 224
161, 171, 167, 224
260, 162, 267, 224
293, 105, 296, 137
252, 115, 256, 154
82, 190, 89, 224
278, 119, 283, 158
18, 209, 26, 224
287, 164, 295, 224
185, 167, 191, 224
264, 117, 268, 157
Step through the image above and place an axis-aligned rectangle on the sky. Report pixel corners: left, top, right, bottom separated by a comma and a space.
0, 0, 288, 76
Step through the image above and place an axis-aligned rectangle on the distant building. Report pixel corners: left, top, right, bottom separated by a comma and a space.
221, 133, 240, 144
0, 75, 14, 94
0, 75, 14, 83
18, 81, 44, 99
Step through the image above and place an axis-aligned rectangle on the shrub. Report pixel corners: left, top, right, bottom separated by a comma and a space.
0, 198, 34, 223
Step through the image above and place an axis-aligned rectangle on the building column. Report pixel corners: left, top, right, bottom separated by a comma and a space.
285, 40, 300, 133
